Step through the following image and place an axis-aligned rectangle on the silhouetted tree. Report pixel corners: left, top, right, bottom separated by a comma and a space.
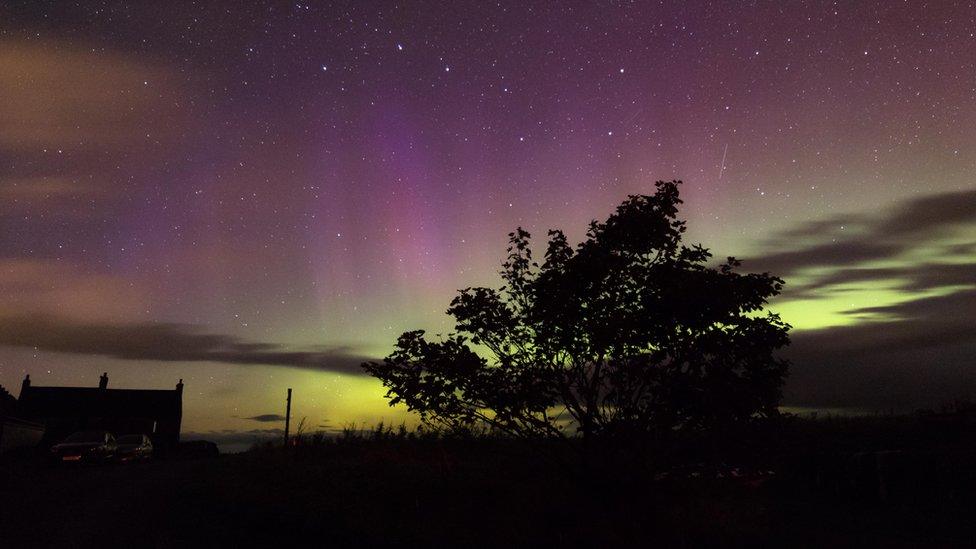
363, 181, 790, 440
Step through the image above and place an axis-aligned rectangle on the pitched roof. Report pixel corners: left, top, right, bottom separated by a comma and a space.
18, 386, 181, 420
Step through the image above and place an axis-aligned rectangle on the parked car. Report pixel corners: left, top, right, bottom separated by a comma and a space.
50, 431, 117, 463
116, 434, 153, 462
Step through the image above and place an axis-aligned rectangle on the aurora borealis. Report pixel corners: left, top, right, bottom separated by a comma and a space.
1, 2, 975, 448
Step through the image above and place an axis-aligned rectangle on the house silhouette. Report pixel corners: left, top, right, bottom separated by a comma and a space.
17, 373, 183, 450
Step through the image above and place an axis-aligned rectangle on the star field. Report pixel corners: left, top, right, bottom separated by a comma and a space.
1, 2, 975, 447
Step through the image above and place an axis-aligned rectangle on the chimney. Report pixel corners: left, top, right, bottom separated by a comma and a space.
176, 378, 184, 394
98, 372, 109, 390
20, 374, 31, 398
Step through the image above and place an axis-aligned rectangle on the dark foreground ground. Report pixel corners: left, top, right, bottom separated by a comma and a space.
3, 416, 976, 547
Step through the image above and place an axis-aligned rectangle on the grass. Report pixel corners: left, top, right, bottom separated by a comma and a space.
3, 416, 976, 547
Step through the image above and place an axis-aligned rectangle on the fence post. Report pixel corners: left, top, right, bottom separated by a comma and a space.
284, 388, 292, 446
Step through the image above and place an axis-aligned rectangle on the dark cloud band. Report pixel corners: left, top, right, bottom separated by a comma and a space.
744, 189, 976, 412
0, 315, 373, 374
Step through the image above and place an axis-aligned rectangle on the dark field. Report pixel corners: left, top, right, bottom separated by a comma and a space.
3, 417, 976, 548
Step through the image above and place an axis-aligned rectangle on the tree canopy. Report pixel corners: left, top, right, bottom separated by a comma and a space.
363, 180, 790, 439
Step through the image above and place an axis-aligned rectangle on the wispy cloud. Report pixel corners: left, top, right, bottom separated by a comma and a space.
0, 315, 373, 374
244, 414, 287, 422
745, 189, 976, 411
788, 289, 976, 410
0, 41, 183, 151
747, 188, 976, 277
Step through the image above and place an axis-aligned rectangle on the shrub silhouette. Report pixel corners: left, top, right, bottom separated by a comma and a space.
363, 180, 790, 440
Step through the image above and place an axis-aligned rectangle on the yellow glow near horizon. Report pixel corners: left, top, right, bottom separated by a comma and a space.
772, 282, 973, 331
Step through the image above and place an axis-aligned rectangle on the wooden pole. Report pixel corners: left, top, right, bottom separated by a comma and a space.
284, 388, 292, 446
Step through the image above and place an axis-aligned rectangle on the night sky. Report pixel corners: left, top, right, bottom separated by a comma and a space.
2, 2, 975, 448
